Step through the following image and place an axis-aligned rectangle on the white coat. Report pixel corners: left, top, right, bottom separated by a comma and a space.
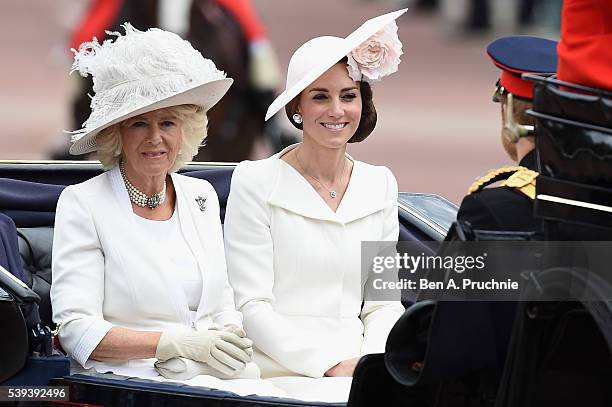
51, 165, 242, 375
224, 145, 405, 378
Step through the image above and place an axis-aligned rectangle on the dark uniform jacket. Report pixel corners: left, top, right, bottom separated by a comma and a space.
456, 150, 540, 232
441, 151, 542, 385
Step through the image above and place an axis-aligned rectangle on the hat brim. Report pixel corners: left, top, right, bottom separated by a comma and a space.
69, 77, 233, 155
264, 8, 407, 121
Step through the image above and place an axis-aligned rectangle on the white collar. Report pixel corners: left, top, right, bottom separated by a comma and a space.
267, 144, 388, 224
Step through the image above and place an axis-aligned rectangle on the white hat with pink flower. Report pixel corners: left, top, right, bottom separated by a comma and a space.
264, 9, 407, 121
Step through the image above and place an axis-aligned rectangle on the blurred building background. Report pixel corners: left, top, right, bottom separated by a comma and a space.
0, 0, 560, 203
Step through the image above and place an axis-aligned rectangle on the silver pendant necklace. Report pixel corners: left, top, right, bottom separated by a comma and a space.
295, 148, 346, 199
120, 161, 166, 209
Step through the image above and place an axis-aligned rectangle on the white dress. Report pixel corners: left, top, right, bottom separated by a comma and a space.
224, 144, 405, 379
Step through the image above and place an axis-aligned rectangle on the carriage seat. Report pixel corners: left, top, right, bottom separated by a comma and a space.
4, 165, 436, 329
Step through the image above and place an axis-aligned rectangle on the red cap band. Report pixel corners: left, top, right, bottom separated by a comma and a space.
500, 70, 534, 99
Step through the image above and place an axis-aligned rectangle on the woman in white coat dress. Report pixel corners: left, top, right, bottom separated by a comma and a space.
51, 24, 254, 379
224, 10, 408, 379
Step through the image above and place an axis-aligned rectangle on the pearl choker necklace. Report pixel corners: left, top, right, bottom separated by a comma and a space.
120, 162, 166, 209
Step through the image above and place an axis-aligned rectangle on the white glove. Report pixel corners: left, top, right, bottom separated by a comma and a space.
155, 329, 253, 376
155, 357, 261, 380
211, 324, 254, 359
215, 324, 248, 338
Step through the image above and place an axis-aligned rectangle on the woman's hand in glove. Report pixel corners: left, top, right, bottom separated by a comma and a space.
155, 329, 253, 376
212, 323, 253, 348
219, 324, 247, 338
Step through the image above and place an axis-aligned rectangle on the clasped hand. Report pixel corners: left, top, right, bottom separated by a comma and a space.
325, 357, 360, 377
156, 325, 253, 376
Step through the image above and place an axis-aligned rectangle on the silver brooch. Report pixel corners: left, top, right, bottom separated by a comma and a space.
195, 196, 207, 212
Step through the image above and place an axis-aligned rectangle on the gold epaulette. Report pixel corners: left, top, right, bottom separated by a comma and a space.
502, 168, 538, 199
468, 166, 525, 194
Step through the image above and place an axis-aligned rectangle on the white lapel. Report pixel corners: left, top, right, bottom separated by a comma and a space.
108, 166, 190, 324
335, 161, 389, 224
267, 146, 388, 225
268, 159, 337, 222
171, 174, 214, 320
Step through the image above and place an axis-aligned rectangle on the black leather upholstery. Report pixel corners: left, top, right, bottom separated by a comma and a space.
0, 287, 29, 382
530, 78, 612, 240
347, 353, 435, 407
17, 228, 54, 329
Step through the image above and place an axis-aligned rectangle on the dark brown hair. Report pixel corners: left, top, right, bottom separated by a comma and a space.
284, 61, 377, 143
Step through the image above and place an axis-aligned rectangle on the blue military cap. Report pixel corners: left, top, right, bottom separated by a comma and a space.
487, 36, 558, 100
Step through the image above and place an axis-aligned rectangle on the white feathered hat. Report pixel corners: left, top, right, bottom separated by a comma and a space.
68, 23, 233, 155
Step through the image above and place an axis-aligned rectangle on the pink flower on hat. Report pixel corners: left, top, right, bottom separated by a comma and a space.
347, 21, 403, 83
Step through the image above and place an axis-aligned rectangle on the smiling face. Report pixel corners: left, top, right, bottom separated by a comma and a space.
120, 108, 183, 180
297, 63, 362, 149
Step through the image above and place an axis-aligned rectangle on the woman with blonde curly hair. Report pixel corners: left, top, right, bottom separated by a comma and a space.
51, 24, 255, 380
95, 104, 207, 173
